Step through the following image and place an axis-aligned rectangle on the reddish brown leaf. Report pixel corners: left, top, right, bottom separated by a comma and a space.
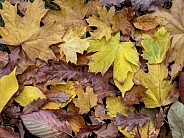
179, 71, 184, 104
77, 124, 103, 138
155, 107, 169, 129
123, 85, 146, 106
21, 110, 73, 138
0, 51, 9, 68
34, 65, 50, 83
115, 111, 150, 132
94, 122, 119, 138
46, 91, 71, 103
54, 109, 77, 121
94, 104, 110, 120
0, 126, 20, 138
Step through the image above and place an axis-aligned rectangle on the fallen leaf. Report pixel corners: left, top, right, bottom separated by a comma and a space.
179, 71, 184, 104
134, 63, 175, 108
155, 107, 169, 129
106, 96, 134, 118
67, 103, 86, 134
21, 110, 73, 138
46, 91, 71, 103
0, 67, 18, 112
0, 0, 65, 62
84, 1, 102, 18
73, 84, 97, 114
0, 51, 9, 68
88, 32, 139, 93
168, 101, 184, 138
100, 0, 125, 7
141, 27, 170, 64
115, 111, 150, 132
14, 86, 46, 107
59, 27, 89, 64
94, 105, 110, 120
111, 7, 134, 36
151, 0, 184, 65
133, 14, 161, 30
86, 6, 115, 41
42, 0, 87, 29
123, 85, 146, 106
0, 126, 20, 138
94, 122, 119, 138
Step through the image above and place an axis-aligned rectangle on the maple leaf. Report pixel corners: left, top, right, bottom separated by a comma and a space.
42, 0, 87, 29
84, 1, 102, 18
0, 68, 18, 112
59, 27, 90, 64
151, 0, 184, 66
21, 110, 73, 138
14, 86, 46, 107
115, 111, 150, 132
111, 7, 135, 36
86, 6, 115, 41
106, 96, 134, 118
141, 27, 170, 64
88, 33, 139, 93
0, 0, 65, 62
134, 63, 176, 108
73, 84, 98, 114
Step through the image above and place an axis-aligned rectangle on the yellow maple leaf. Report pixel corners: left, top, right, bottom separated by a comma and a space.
88, 32, 139, 93
73, 84, 97, 114
150, 0, 184, 65
0, 68, 18, 112
14, 86, 46, 107
59, 27, 90, 64
106, 96, 134, 118
86, 6, 115, 41
42, 0, 87, 29
141, 27, 170, 64
134, 63, 176, 108
0, 0, 65, 62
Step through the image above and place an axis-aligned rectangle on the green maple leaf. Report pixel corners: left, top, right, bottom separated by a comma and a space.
88, 32, 139, 85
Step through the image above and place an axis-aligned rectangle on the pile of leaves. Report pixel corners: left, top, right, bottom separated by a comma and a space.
0, 0, 184, 137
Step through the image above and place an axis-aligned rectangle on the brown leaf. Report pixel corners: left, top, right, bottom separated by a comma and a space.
0, 51, 9, 68
115, 111, 150, 132
21, 110, 73, 138
0, 126, 20, 138
155, 107, 169, 129
46, 91, 71, 103
133, 14, 161, 30
111, 8, 135, 36
0, 48, 20, 77
84, 1, 102, 18
94, 122, 119, 138
34, 65, 50, 84
179, 71, 184, 104
123, 85, 146, 106
18, 2, 27, 15
77, 124, 103, 138
67, 103, 86, 133
100, 0, 125, 7
54, 109, 77, 121
94, 104, 110, 120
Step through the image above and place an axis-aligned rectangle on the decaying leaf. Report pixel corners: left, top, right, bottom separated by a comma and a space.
86, 6, 115, 41
0, 51, 9, 68
14, 86, 46, 107
179, 71, 184, 104
0, 68, 18, 112
141, 27, 170, 64
115, 111, 150, 132
21, 110, 73, 138
134, 63, 176, 108
168, 101, 184, 138
100, 0, 125, 7
155, 107, 169, 129
73, 84, 97, 114
46, 91, 71, 103
133, 14, 161, 30
0, 126, 20, 138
